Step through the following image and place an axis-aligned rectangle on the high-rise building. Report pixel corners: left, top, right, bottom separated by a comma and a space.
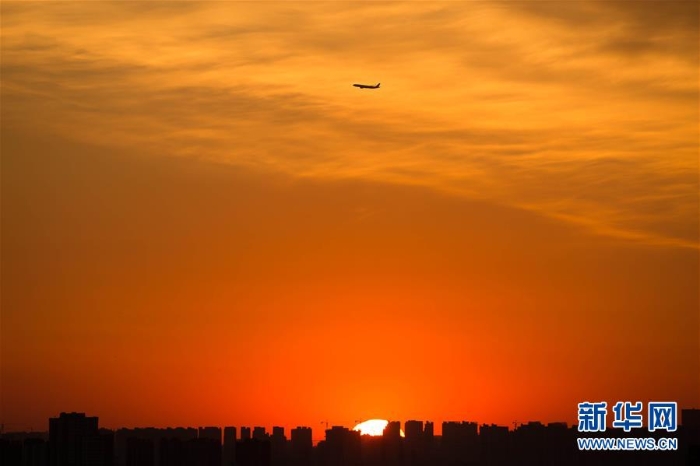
324, 427, 360, 466
423, 422, 434, 440
290, 427, 312, 465
384, 421, 401, 440
125, 438, 153, 466
252, 428, 267, 441
24, 438, 49, 466
271, 428, 284, 439
683, 409, 700, 428
404, 421, 424, 466
270, 427, 286, 464
442, 421, 478, 465
223, 427, 236, 466
159, 437, 187, 466
49, 412, 108, 466
404, 421, 423, 442
187, 438, 221, 466
198, 428, 221, 444
235, 438, 270, 466
290, 427, 311, 451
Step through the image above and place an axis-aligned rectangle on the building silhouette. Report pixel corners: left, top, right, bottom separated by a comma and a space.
320, 426, 360, 466
235, 438, 270, 466
198, 429, 221, 444
382, 421, 401, 466
252, 429, 267, 442
125, 438, 153, 466
223, 427, 236, 466
403, 421, 424, 466
479, 424, 508, 466
441, 421, 478, 465
288, 428, 311, 466
48, 413, 113, 466
3, 410, 700, 466
269, 428, 286, 466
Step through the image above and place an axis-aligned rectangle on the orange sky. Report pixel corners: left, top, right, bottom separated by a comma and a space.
1, 1, 698, 435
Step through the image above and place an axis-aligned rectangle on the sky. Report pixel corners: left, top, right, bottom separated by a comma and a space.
1, 1, 698, 435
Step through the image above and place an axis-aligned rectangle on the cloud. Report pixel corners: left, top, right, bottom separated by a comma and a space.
1, 0, 697, 249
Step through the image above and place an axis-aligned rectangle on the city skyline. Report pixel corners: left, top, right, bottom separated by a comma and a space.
2, 411, 699, 465
2, 0, 698, 434
4, 410, 700, 440
5, 407, 700, 442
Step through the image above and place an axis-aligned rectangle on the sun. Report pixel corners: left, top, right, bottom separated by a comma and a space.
352, 419, 405, 437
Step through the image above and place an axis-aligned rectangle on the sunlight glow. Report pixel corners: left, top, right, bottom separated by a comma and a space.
352, 419, 405, 437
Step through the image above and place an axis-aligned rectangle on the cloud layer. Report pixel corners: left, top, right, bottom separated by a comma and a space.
3, 1, 698, 248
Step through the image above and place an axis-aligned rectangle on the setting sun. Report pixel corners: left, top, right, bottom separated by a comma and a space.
352, 419, 405, 437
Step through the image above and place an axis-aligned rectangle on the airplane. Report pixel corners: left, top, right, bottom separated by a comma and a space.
353, 82, 380, 89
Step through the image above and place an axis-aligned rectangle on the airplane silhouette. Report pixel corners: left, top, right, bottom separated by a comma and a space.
353, 83, 380, 89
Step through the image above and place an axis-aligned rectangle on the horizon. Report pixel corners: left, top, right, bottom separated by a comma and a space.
5, 411, 697, 465
4, 409, 700, 438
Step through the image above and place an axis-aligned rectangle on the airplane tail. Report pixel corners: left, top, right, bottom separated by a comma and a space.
377, 83, 381, 88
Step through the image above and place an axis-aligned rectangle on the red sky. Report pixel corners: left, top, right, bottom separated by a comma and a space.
1, 1, 698, 435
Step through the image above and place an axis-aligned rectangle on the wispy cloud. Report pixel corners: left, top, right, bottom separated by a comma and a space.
2, 0, 697, 248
